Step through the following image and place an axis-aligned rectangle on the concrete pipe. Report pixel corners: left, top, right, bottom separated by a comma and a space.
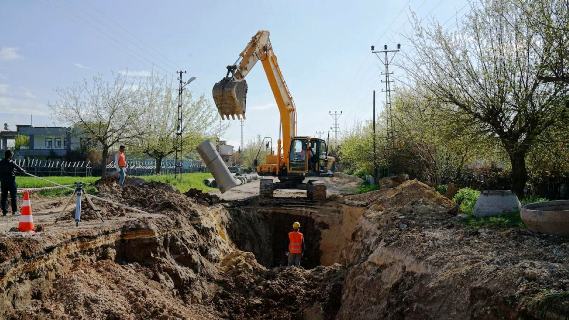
197, 140, 238, 193
521, 200, 569, 235
474, 190, 521, 217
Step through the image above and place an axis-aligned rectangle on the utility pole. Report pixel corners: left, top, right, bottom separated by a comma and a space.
240, 118, 244, 153
371, 44, 400, 149
373, 90, 378, 182
328, 110, 342, 144
315, 130, 325, 139
175, 70, 196, 179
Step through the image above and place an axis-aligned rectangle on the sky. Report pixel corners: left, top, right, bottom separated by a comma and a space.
0, 0, 469, 148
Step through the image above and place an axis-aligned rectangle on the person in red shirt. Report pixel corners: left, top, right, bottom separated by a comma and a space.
288, 221, 305, 267
115, 145, 127, 187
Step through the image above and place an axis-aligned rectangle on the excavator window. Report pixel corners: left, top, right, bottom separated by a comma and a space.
289, 139, 308, 172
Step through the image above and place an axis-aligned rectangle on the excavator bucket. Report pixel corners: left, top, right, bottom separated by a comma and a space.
212, 78, 248, 119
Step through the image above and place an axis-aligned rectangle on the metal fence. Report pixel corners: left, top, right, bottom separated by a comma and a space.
105, 159, 206, 176
12, 158, 206, 177
14, 158, 92, 176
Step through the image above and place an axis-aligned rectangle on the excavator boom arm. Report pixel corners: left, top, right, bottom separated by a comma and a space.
213, 30, 297, 171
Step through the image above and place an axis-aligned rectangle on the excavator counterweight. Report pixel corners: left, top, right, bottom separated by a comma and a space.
212, 77, 248, 119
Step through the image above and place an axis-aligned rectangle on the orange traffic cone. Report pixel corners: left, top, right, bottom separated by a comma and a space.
18, 190, 34, 232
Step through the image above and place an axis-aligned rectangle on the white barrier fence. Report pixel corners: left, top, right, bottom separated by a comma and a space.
14, 158, 92, 177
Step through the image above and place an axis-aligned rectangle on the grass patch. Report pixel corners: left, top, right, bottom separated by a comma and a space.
357, 183, 379, 194
15, 173, 214, 196
16, 176, 99, 197
141, 172, 213, 192
16, 176, 99, 188
462, 211, 525, 229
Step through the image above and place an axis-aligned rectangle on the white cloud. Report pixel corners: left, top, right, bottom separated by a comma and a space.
73, 63, 90, 69
118, 69, 152, 77
0, 95, 48, 115
23, 89, 36, 99
0, 47, 21, 61
0, 83, 48, 116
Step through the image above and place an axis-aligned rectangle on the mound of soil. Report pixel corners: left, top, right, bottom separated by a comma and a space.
214, 251, 345, 320
184, 188, 220, 206
338, 179, 569, 319
97, 180, 199, 216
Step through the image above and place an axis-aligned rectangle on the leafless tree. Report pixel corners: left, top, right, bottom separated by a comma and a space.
51, 74, 144, 177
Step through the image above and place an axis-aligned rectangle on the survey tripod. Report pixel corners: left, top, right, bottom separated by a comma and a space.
60, 182, 104, 226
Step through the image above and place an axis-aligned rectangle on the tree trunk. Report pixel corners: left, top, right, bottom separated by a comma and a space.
155, 157, 163, 174
508, 149, 528, 198
101, 147, 109, 178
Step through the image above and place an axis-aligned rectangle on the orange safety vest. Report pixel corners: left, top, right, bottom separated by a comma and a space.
118, 152, 126, 168
288, 231, 303, 254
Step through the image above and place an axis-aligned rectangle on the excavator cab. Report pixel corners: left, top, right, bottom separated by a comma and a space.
288, 138, 309, 173
212, 66, 248, 119
288, 137, 330, 176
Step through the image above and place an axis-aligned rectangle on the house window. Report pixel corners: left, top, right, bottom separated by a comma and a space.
55, 138, 62, 149
45, 137, 53, 149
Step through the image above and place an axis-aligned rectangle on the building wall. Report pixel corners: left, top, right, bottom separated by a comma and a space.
32, 134, 67, 150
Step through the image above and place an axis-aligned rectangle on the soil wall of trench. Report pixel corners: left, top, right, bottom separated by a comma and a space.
1, 179, 569, 320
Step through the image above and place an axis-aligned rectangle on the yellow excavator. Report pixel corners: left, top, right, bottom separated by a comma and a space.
212, 30, 334, 199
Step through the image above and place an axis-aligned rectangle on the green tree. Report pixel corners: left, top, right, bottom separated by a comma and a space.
338, 122, 375, 176
134, 75, 225, 173
14, 135, 29, 150
390, 88, 500, 184
239, 135, 272, 170
406, 0, 569, 195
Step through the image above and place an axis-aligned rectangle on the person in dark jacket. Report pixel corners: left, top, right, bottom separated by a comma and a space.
0, 150, 26, 216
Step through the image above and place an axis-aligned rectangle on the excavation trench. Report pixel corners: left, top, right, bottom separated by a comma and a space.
224, 198, 364, 269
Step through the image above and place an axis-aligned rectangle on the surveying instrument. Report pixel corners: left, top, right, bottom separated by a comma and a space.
60, 182, 103, 226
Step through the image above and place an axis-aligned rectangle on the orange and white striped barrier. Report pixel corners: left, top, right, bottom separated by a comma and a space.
18, 190, 34, 232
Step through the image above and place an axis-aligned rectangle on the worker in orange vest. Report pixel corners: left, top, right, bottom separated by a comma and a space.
115, 145, 127, 187
288, 221, 305, 267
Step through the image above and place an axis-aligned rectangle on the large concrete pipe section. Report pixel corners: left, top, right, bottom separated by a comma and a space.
522, 200, 569, 235
473, 190, 521, 217
197, 140, 238, 193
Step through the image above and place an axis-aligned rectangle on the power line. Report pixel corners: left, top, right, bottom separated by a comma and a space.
78, 2, 179, 71
315, 130, 325, 139
44, 0, 173, 75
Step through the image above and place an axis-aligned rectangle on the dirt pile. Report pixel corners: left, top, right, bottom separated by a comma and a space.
1, 180, 349, 320
337, 179, 569, 319
3, 176, 569, 319
185, 188, 220, 206
1, 180, 235, 319
214, 251, 345, 320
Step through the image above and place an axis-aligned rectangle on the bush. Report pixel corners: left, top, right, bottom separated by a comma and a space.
435, 184, 448, 195
357, 182, 379, 194
521, 196, 549, 206
453, 187, 480, 215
